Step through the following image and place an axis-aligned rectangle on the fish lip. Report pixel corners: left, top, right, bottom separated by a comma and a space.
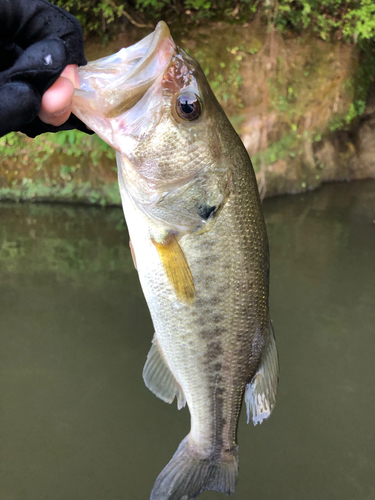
76, 21, 176, 118
106, 21, 174, 89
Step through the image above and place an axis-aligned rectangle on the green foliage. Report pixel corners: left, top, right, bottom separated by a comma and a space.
0, 130, 115, 168
189, 45, 243, 107
135, 0, 167, 13
51, 0, 256, 34
51, 0, 125, 34
252, 132, 301, 173
0, 130, 119, 205
0, 131, 54, 170
343, 0, 375, 41
50, 0, 375, 44
275, 0, 375, 43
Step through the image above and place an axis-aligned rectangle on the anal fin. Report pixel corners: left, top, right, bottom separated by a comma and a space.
143, 335, 186, 410
245, 322, 279, 425
151, 233, 195, 305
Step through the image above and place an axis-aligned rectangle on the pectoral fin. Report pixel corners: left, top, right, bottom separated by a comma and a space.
152, 233, 195, 304
245, 322, 279, 425
143, 335, 186, 410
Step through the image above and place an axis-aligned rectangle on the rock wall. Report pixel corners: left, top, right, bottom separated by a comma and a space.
0, 21, 374, 204
313, 88, 375, 188
225, 24, 375, 197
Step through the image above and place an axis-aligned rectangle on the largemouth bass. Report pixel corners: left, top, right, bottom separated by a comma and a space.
72, 21, 278, 500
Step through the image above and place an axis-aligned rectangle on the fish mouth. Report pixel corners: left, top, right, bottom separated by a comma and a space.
73, 21, 175, 118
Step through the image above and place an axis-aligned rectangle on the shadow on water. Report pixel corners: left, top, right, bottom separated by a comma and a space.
1, 180, 374, 500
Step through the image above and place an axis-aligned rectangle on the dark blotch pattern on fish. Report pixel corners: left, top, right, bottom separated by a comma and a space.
200, 327, 226, 340
211, 314, 224, 324
200, 254, 219, 265
198, 314, 228, 460
206, 340, 224, 359
195, 296, 222, 307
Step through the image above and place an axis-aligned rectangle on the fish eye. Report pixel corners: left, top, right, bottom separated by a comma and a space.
176, 93, 202, 121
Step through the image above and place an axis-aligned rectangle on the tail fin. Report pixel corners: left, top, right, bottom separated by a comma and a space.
150, 436, 238, 500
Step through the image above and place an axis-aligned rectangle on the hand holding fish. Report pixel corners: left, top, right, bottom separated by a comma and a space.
0, 0, 91, 138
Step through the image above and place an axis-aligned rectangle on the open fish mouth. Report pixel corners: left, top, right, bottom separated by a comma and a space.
73, 21, 175, 119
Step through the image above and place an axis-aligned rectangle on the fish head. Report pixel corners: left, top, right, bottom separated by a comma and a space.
72, 21, 175, 146
72, 22, 234, 231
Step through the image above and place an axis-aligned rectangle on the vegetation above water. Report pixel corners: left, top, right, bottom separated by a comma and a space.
0, 131, 120, 205
1, 1, 375, 203
52, 0, 375, 44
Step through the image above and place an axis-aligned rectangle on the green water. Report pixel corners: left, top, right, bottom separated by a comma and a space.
1, 180, 374, 500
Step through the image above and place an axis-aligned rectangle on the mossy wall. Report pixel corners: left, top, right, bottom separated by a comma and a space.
0, 131, 120, 205
1, 20, 374, 204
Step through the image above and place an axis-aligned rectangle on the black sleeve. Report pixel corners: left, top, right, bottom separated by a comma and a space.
0, 0, 93, 138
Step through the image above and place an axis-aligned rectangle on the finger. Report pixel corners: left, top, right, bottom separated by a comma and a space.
38, 75, 75, 126
61, 64, 80, 88
40, 76, 75, 114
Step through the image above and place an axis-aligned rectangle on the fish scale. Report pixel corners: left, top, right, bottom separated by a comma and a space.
72, 21, 278, 500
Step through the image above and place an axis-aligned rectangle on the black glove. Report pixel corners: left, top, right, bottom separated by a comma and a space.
0, 0, 93, 138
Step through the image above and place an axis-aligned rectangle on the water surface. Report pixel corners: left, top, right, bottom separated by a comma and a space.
1, 180, 374, 500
